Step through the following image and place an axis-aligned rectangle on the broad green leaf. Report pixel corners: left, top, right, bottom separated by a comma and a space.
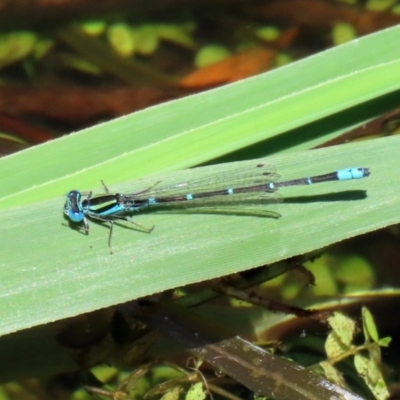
1, 134, 399, 336
1, 26, 400, 339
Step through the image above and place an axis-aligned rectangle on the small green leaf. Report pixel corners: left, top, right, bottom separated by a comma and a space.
33, 38, 54, 59
80, 20, 106, 36
325, 332, 350, 359
366, 0, 396, 11
308, 254, 338, 296
0, 31, 37, 68
59, 54, 102, 75
362, 307, 380, 343
256, 26, 280, 41
319, 361, 346, 387
185, 382, 207, 400
136, 25, 159, 55
354, 353, 368, 376
157, 24, 196, 49
378, 337, 392, 347
354, 354, 389, 400
332, 23, 356, 46
195, 45, 231, 68
335, 254, 374, 293
108, 22, 137, 57
161, 386, 181, 400
328, 312, 356, 347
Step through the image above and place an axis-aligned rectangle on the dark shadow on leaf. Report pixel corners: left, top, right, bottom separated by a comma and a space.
282, 190, 368, 204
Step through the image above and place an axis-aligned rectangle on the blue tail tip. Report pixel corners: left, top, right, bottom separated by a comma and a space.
338, 167, 370, 180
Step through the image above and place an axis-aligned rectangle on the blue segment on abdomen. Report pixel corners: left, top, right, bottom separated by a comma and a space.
337, 167, 365, 180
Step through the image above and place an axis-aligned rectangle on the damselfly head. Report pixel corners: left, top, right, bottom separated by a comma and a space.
64, 190, 85, 222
